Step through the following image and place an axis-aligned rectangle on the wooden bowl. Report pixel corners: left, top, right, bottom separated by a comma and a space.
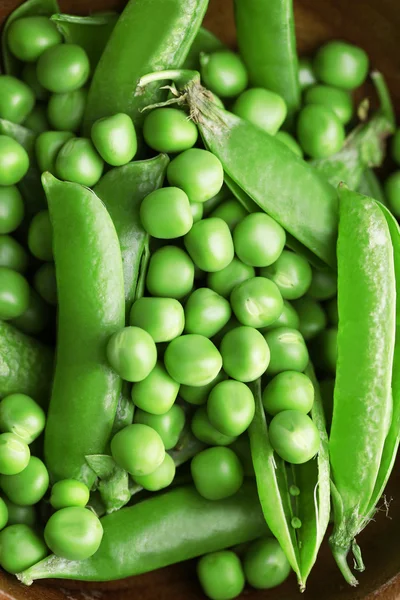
1, 0, 400, 598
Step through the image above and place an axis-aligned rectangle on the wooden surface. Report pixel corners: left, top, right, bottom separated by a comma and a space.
1, 0, 400, 598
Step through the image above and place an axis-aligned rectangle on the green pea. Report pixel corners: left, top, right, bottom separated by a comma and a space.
209, 198, 248, 232
92, 113, 137, 166
0, 235, 28, 273
37, 44, 90, 93
28, 210, 53, 261
203, 187, 229, 215
293, 296, 327, 341
201, 50, 248, 98
167, 149, 224, 203
180, 371, 227, 406
261, 300, 299, 332
190, 202, 204, 223
184, 218, 234, 273
207, 380, 255, 437
184, 287, 231, 338
146, 245, 194, 299
191, 446, 243, 500
48, 88, 88, 132
231, 277, 283, 329
191, 406, 236, 446
35, 130, 74, 174
131, 361, 179, 415
0, 186, 24, 234
262, 371, 314, 416
140, 187, 193, 239
0, 433, 30, 475
311, 328, 337, 375
232, 88, 287, 135
308, 267, 337, 300
0, 456, 49, 505
233, 213, 286, 268
50, 480, 90, 510
264, 327, 308, 376
12, 289, 48, 336
325, 296, 338, 326
107, 326, 157, 383
0, 75, 35, 124
130, 297, 184, 343
21, 63, 49, 101
44, 506, 103, 560
275, 131, 303, 158
143, 108, 198, 153
165, 334, 222, 387
260, 250, 312, 300
133, 453, 176, 492
7, 16, 62, 62
111, 423, 165, 477
304, 84, 353, 125
391, 130, 400, 166
220, 326, 270, 382
313, 41, 369, 90
269, 410, 320, 464
0, 524, 48, 574
0, 393, 45, 444
2, 498, 35, 527
134, 405, 185, 450
297, 104, 345, 159
0, 267, 30, 320
23, 104, 50, 133
33, 262, 57, 305
0, 136, 29, 186
230, 434, 254, 477
298, 57, 317, 91
197, 550, 245, 600
243, 537, 291, 589
207, 257, 255, 299
384, 171, 400, 218
56, 137, 104, 187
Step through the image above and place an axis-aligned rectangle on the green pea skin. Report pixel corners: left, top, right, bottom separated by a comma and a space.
0, 267, 30, 320
23, 104, 50, 134
0, 456, 49, 505
391, 130, 400, 166
313, 41, 369, 90
140, 187, 193, 239
191, 446, 244, 501
184, 287, 231, 338
0, 498, 7, 530
243, 537, 291, 589
190, 202, 204, 223
107, 326, 157, 383
133, 453, 176, 492
233, 213, 286, 268
304, 84, 353, 125
0, 75, 35, 124
207, 380, 255, 437
201, 50, 248, 98
3, 498, 35, 527
207, 257, 255, 299
146, 246, 194, 299
260, 250, 312, 300
21, 63, 49, 101
111, 423, 165, 477
184, 218, 234, 273
33, 262, 57, 305
92, 113, 137, 166
48, 88, 88, 133
37, 44, 90, 93
209, 198, 247, 232
325, 296, 338, 326
0, 136, 29, 186
308, 267, 337, 300
180, 370, 227, 406
220, 326, 270, 383
7, 16, 62, 62
130, 297, 184, 343
293, 296, 327, 341
230, 276, 283, 329
232, 88, 287, 135
197, 551, 245, 600
167, 149, 224, 204
0, 186, 24, 234
131, 361, 179, 415
264, 327, 309, 376
384, 171, 400, 218
268, 410, 320, 464
44, 507, 103, 560
298, 57, 317, 91
0, 433, 30, 475
27, 210, 53, 261
35, 130, 74, 174
297, 104, 345, 159
275, 131, 303, 158
134, 404, 185, 450
143, 108, 198, 153
0, 235, 28, 273
0, 393, 45, 444
191, 406, 236, 446
261, 300, 299, 333
0, 524, 48, 574
310, 327, 337, 375
50, 479, 90, 510
165, 334, 222, 387
262, 371, 314, 416
56, 137, 104, 187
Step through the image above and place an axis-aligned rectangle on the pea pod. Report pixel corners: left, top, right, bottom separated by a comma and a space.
329, 187, 396, 585
183, 27, 225, 71
42, 173, 125, 487
17, 481, 266, 584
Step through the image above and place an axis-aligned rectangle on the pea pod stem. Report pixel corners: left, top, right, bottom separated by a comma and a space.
371, 70, 395, 128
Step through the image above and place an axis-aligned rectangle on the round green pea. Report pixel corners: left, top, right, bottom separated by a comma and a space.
385, 171, 400, 218
260, 250, 312, 300
35, 130, 74, 174
133, 453, 176, 492
233, 213, 286, 267
165, 334, 222, 387
0, 186, 24, 234
56, 137, 104, 187
232, 88, 287, 135
0, 524, 48, 574
7, 16, 62, 62
37, 44, 90, 93
275, 131, 303, 158
325, 296, 338, 326
0, 393, 45, 444
184, 287, 231, 338
262, 371, 314, 416
3, 498, 35, 527
140, 187, 193, 239
12, 289, 48, 335
184, 218, 234, 272
34, 262, 57, 305
0, 433, 30, 475
197, 551, 245, 600
0, 136, 29, 186
0, 498, 7, 531
167, 149, 224, 204
264, 327, 309, 376
107, 326, 157, 383
0, 267, 30, 320
230, 276, 283, 329
21, 63, 49, 101
311, 328, 337, 375
23, 104, 50, 133
134, 404, 185, 450
131, 361, 179, 415
47, 88, 88, 132
207, 257, 255, 299
391, 130, 400, 166
44, 507, 103, 560
313, 41, 369, 90
92, 113, 137, 166
0, 75, 35, 124
269, 410, 320, 464
304, 84, 353, 125
190, 202, 204, 223
50, 479, 90, 510
0, 456, 49, 505
146, 245, 194, 299
209, 198, 247, 232
130, 296, 184, 342
298, 57, 317, 91
220, 326, 270, 382
293, 296, 327, 341
201, 50, 248, 98
243, 537, 291, 589
27, 210, 53, 261
191, 446, 243, 500
143, 108, 198, 153
191, 406, 236, 446
111, 423, 165, 477
308, 268, 337, 300
261, 300, 299, 332
180, 371, 227, 406
207, 380, 255, 437
297, 104, 345, 159
0, 235, 28, 273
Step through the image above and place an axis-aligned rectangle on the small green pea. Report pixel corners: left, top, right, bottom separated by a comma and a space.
291, 517, 302, 529
290, 485, 300, 496
191, 446, 243, 501
264, 327, 309, 375
7, 16, 62, 62
184, 287, 231, 338
130, 297, 184, 343
0, 235, 28, 273
21, 63, 49, 101
269, 410, 320, 464
23, 104, 50, 134
111, 423, 165, 477
304, 84, 353, 125
37, 44, 90, 93
275, 131, 303, 158
209, 198, 247, 232
243, 537, 291, 590
0, 524, 48, 574
313, 41, 369, 90
293, 296, 327, 340
92, 113, 137, 166
260, 250, 312, 300
190, 202, 204, 223
143, 108, 198, 153
191, 406, 236, 446
180, 371, 227, 406
164, 334, 222, 387
207, 257, 255, 298
134, 405, 185, 450
3, 498, 35, 527
384, 171, 400, 218
48, 88, 88, 132
184, 218, 234, 273
131, 361, 179, 415
107, 326, 157, 383
50, 479, 90, 510
56, 137, 104, 187
140, 187, 193, 239
0, 393, 45, 444
0, 75, 35, 124
220, 326, 270, 382
308, 268, 337, 300
233, 213, 286, 267
35, 130, 74, 173
261, 300, 299, 333
297, 104, 345, 159
146, 245, 194, 299
298, 57, 317, 91
262, 371, 314, 415
231, 276, 283, 329
0, 186, 24, 234
44, 507, 103, 560
197, 551, 245, 600
232, 88, 287, 135
0, 267, 30, 320
0, 433, 30, 475
0, 456, 49, 505
33, 262, 57, 305
12, 289, 49, 335
133, 453, 176, 491
0, 136, 29, 186
201, 50, 248, 98
207, 380, 255, 437
28, 210, 53, 261
167, 149, 224, 204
